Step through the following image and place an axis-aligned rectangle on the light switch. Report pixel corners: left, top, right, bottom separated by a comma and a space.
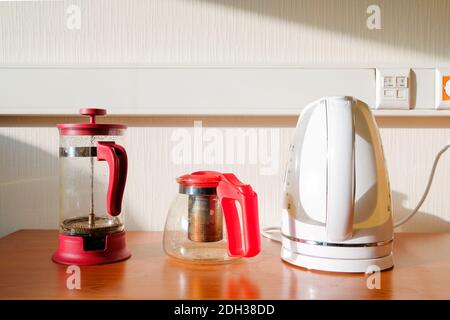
384, 77, 395, 88
376, 68, 411, 109
435, 69, 450, 109
396, 76, 408, 88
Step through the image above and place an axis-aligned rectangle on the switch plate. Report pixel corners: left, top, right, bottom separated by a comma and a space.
436, 69, 450, 109
376, 68, 411, 109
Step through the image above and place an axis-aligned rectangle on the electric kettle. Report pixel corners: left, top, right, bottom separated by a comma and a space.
52, 108, 131, 265
163, 171, 260, 264
281, 96, 393, 273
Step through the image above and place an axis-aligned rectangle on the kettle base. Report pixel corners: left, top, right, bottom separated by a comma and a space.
281, 247, 393, 273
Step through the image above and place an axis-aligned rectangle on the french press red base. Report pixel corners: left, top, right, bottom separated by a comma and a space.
52, 232, 130, 265
52, 108, 131, 265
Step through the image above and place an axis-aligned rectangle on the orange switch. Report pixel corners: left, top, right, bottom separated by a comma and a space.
443, 76, 450, 101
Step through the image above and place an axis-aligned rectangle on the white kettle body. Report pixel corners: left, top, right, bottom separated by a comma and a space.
281, 96, 394, 273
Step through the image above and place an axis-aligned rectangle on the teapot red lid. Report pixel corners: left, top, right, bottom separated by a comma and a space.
177, 171, 223, 188
57, 108, 127, 136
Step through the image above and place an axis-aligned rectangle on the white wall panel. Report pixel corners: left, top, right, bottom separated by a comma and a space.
0, 67, 378, 114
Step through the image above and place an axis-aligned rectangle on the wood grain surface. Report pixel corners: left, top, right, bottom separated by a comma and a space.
2, 0, 450, 237
0, 230, 449, 300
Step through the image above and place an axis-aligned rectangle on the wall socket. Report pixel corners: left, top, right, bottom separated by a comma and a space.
375, 68, 411, 109
435, 68, 450, 109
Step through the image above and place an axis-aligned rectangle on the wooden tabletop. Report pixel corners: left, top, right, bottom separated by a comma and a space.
0, 230, 449, 300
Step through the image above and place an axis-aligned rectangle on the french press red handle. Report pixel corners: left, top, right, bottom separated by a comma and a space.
217, 174, 261, 258
97, 141, 128, 216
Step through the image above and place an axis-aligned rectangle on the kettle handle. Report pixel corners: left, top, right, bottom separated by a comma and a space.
96, 141, 128, 216
326, 99, 355, 241
217, 174, 261, 258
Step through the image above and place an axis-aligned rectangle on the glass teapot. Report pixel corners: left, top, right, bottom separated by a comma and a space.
163, 171, 261, 264
52, 108, 130, 265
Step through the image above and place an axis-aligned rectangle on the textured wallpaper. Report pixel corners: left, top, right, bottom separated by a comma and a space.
0, 0, 449, 65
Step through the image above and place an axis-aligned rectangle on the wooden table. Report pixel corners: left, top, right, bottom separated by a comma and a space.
0, 230, 449, 300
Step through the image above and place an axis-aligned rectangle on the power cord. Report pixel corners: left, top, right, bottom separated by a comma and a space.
261, 226, 282, 243
393, 142, 450, 228
261, 141, 450, 241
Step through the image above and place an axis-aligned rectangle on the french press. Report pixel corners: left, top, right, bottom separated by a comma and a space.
163, 171, 261, 264
52, 108, 131, 265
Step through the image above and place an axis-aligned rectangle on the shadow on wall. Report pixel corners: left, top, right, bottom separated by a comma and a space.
0, 133, 142, 237
392, 190, 450, 232
195, 0, 450, 59
0, 134, 58, 236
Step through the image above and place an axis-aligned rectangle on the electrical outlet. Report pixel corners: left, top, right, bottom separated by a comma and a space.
436, 69, 450, 109
376, 68, 411, 109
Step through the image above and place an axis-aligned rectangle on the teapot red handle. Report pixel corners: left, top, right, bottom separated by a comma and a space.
96, 141, 128, 216
217, 174, 260, 258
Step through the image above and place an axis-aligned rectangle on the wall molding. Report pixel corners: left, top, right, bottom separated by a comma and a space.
0, 66, 447, 116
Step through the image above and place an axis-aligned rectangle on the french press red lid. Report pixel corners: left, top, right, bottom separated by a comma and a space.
57, 108, 127, 136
